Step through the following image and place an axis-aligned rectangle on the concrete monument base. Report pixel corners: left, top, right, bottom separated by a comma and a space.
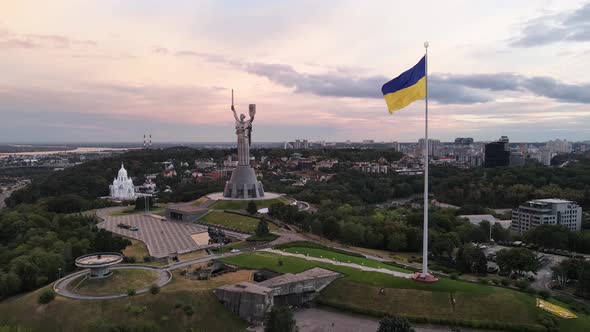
410, 272, 439, 283
208, 192, 282, 201
223, 166, 265, 199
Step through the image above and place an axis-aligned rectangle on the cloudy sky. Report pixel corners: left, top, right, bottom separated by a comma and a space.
1, 0, 589, 143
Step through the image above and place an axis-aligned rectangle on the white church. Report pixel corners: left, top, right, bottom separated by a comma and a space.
109, 163, 136, 200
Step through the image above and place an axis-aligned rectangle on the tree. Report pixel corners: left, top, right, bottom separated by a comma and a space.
456, 243, 487, 274
264, 306, 296, 332
135, 196, 154, 211
491, 222, 510, 242
552, 259, 577, 288
322, 217, 340, 240
149, 284, 160, 295
377, 316, 414, 332
256, 217, 270, 237
524, 225, 569, 249
496, 248, 541, 277
0, 272, 22, 298
38, 288, 55, 304
247, 201, 258, 215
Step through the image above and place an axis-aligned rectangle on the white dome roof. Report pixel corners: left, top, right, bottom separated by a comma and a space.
118, 163, 128, 179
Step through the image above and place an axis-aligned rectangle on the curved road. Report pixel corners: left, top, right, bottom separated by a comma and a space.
53, 265, 172, 300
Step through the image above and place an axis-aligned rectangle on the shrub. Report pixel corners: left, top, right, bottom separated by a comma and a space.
149, 284, 160, 295
183, 305, 194, 317
538, 290, 550, 299
500, 278, 510, 286
124, 256, 136, 263
143, 255, 153, 262
127, 288, 136, 296
515, 280, 530, 289
450, 273, 458, 280
124, 303, 147, 316
38, 289, 56, 304
377, 316, 413, 332
278, 259, 283, 266
174, 303, 183, 309
492, 279, 501, 285
524, 287, 537, 295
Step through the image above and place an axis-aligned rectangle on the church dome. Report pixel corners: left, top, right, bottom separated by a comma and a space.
118, 163, 128, 180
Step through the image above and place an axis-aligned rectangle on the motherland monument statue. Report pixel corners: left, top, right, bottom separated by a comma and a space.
223, 90, 265, 199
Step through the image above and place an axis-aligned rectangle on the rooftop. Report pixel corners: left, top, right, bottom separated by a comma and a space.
216, 282, 273, 295
259, 267, 340, 287
531, 198, 575, 204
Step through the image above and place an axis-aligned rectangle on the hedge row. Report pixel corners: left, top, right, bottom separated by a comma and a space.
273, 241, 365, 258
316, 299, 546, 332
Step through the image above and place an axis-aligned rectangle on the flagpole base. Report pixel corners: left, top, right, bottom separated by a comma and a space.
410, 272, 439, 283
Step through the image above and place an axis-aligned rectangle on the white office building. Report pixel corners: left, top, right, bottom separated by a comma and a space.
511, 198, 582, 233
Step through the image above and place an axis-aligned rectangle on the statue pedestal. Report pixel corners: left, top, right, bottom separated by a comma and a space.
223, 166, 265, 199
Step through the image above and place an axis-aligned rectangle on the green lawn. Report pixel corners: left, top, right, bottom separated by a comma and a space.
220, 251, 487, 293
0, 285, 245, 332
280, 247, 412, 273
201, 211, 279, 233
209, 197, 289, 210
212, 241, 252, 254
220, 251, 590, 331
70, 268, 159, 295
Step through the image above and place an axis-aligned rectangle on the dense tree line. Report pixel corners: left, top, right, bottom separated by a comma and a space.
431, 162, 590, 209
270, 202, 496, 253
6, 147, 230, 209
551, 258, 590, 298
0, 205, 130, 299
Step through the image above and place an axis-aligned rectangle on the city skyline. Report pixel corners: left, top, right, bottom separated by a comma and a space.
1, 0, 590, 143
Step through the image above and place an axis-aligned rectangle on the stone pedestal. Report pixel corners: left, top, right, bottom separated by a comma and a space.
224, 166, 265, 199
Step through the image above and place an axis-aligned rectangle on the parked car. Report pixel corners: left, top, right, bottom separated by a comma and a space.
117, 223, 131, 229
230, 249, 241, 253
129, 226, 139, 231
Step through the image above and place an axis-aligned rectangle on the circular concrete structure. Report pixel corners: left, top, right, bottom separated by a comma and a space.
75, 252, 123, 279
207, 191, 282, 201
54, 265, 172, 300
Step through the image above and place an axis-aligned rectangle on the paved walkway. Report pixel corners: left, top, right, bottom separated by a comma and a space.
53, 265, 172, 300
261, 248, 412, 278
293, 308, 462, 332
96, 207, 248, 258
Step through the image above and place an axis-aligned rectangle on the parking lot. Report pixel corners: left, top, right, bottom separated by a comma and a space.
483, 244, 568, 290
98, 213, 211, 258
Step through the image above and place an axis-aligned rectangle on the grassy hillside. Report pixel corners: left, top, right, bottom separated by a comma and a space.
0, 271, 249, 332
221, 251, 590, 331
201, 211, 279, 233
209, 197, 288, 210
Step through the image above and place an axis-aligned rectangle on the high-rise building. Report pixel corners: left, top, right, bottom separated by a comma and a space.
454, 137, 474, 145
418, 138, 441, 156
511, 199, 582, 233
509, 150, 525, 167
547, 139, 572, 154
484, 137, 510, 168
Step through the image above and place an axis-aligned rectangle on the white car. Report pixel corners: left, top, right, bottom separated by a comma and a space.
230, 249, 241, 253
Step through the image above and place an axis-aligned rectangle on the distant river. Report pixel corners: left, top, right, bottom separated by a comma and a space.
0, 147, 133, 158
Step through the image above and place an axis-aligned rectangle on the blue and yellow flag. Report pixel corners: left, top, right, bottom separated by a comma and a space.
381, 56, 426, 113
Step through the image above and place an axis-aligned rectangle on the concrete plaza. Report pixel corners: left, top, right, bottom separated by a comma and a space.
98, 213, 211, 258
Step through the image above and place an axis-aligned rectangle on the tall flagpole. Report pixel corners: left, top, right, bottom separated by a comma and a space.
422, 41, 430, 277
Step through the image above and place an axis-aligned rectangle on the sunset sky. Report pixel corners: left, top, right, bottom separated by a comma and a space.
1, 0, 589, 143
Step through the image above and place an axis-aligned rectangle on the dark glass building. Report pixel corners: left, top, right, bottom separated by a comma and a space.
484, 141, 510, 168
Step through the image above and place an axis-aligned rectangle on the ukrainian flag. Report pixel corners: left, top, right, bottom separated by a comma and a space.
382, 56, 426, 113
